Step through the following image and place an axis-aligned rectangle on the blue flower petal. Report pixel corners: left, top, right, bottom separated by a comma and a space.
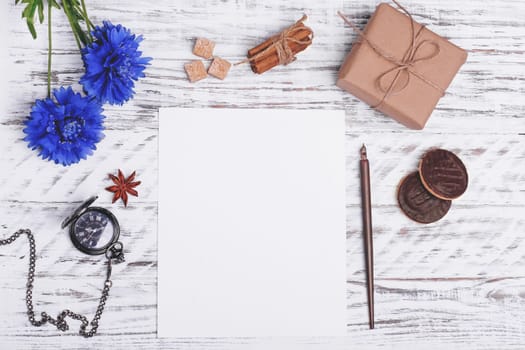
80, 21, 151, 105
23, 87, 105, 166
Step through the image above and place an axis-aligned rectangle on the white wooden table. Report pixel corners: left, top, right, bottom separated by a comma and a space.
1, 0, 524, 349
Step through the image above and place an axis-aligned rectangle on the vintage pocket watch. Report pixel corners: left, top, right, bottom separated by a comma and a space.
62, 196, 124, 260
0, 196, 124, 337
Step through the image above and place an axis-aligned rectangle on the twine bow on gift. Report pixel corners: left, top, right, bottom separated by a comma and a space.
236, 15, 314, 67
338, 0, 445, 108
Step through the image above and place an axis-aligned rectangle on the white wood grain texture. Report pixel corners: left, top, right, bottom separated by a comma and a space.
1, 0, 525, 349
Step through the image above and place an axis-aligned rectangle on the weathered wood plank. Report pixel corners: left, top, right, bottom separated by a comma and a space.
1, 125, 523, 207
2, 202, 525, 341
5, 0, 525, 133
2, 0, 525, 348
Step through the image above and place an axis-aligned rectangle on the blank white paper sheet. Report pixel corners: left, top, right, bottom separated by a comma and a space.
158, 108, 347, 337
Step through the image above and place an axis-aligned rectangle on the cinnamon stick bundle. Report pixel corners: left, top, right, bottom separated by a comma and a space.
237, 15, 314, 74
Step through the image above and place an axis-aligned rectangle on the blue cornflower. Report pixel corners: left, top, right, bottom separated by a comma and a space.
80, 21, 151, 105
23, 87, 105, 166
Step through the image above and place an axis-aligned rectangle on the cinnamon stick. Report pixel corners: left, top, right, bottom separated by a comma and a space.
241, 16, 313, 75
249, 28, 312, 74
248, 23, 306, 58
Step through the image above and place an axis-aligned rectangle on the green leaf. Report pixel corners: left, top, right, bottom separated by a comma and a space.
16, 0, 45, 39
16, 0, 93, 46
37, 0, 44, 23
61, 0, 93, 47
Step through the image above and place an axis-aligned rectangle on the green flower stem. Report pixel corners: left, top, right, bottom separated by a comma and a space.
62, 0, 82, 50
47, 0, 52, 98
80, 0, 94, 41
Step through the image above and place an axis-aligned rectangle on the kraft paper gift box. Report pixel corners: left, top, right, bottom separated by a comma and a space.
337, 3, 468, 129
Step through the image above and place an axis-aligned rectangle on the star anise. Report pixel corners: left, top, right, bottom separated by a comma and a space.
105, 170, 141, 207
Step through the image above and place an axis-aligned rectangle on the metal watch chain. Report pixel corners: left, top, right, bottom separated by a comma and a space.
0, 229, 118, 338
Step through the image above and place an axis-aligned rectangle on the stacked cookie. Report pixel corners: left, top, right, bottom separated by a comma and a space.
397, 149, 468, 224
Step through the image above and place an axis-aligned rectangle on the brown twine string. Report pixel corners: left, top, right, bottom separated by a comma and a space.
338, 0, 445, 109
235, 15, 314, 67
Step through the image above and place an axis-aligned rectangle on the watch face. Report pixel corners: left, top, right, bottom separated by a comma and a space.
71, 208, 119, 254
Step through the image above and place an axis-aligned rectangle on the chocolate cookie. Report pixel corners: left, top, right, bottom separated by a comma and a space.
419, 149, 468, 200
397, 172, 452, 224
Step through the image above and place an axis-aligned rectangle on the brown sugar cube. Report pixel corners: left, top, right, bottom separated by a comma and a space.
208, 57, 232, 80
184, 60, 208, 83
193, 38, 215, 59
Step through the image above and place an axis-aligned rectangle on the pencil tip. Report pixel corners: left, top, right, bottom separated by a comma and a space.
360, 144, 367, 159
